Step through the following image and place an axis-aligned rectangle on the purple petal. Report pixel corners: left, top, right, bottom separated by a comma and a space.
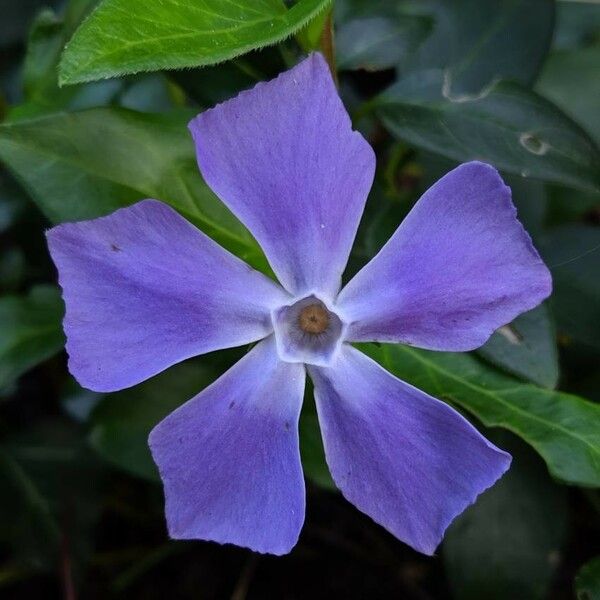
47, 200, 288, 392
337, 162, 552, 351
309, 345, 511, 555
189, 53, 375, 299
149, 337, 306, 555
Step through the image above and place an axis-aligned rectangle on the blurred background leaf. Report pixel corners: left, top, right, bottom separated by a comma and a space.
0, 108, 269, 272
10, 0, 116, 120
335, 0, 432, 71
0, 286, 64, 391
541, 226, 600, 351
373, 74, 600, 192
89, 360, 219, 481
0, 0, 57, 48
399, 0, 554, 92
537, 46, 600, 144
576, 556, 600, 600
443, 433, 568, 600
553, 1, 600, 51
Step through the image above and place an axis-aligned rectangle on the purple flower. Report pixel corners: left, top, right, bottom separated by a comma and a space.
46, 54, 551, 556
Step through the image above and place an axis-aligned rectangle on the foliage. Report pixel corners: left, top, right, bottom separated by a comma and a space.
0, 0, 598, 597
59, 0, 333, 84
0, 286, 64, 391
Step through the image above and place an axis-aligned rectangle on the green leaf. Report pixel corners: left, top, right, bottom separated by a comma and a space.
0, 108, 269, 272
477, 305, 559, 389
90, 360, 218, 481
296, 6, 329, 53
59, 0, 332, 85
169, 61, 259, 108
554, 1, 600, 51
443, 433, 568, 600
300, 391, 335, 489
404, 0, 554, 93
373, 71, 600, 192
14, 0, 112, 119
0, 170, 27, 235
546, 185, 599, 227
540, 225, 600, 350
503, 173, 548, 240
576, 556, 600, 600
8, 0, 180, 121
0, 249, 26, 293
337, 16, 431, 72
0, 286, 64, 390
169, 47, 284, 107
537, 47, 600, 144
361, 343, 600, 487
334, 0, 432, 71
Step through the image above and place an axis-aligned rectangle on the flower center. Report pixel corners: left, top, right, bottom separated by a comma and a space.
298, 304, 330, 334
271, 295, 345, 367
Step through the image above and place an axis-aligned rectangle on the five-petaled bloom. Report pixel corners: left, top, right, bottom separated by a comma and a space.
47, 54, 551, 556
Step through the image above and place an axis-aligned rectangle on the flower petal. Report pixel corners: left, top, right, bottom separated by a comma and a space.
47, 200, 288, 392
309, 345, 511, 555
189, 53, 375, 299
149, 337, 306, 555
337, 162, 552, 350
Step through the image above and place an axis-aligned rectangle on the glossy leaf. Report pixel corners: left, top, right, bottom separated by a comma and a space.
335, 0, 431, 71
374, 71, 600, 192
505, 174, 548, 240
540, 226, 600, 350
478, 305, 559, 389
361, 343, 600, 487
553, 2, 600, 51
59, 0, 332, 85
0, 286, 64, 390
404, 0, 554, 94
444, 434, 568, 600
546, 185, 599, 227
537, 47, 600, 143
576, 556, 600, 600
0, 108, 269, 271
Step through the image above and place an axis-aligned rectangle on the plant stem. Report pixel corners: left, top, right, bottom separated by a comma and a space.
319, 12, 338, 86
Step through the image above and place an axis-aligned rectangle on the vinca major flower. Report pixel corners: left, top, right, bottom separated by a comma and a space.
47, 54, 551, 556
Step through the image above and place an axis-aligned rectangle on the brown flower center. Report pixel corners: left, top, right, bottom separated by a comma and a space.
298, 304, 330, 334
